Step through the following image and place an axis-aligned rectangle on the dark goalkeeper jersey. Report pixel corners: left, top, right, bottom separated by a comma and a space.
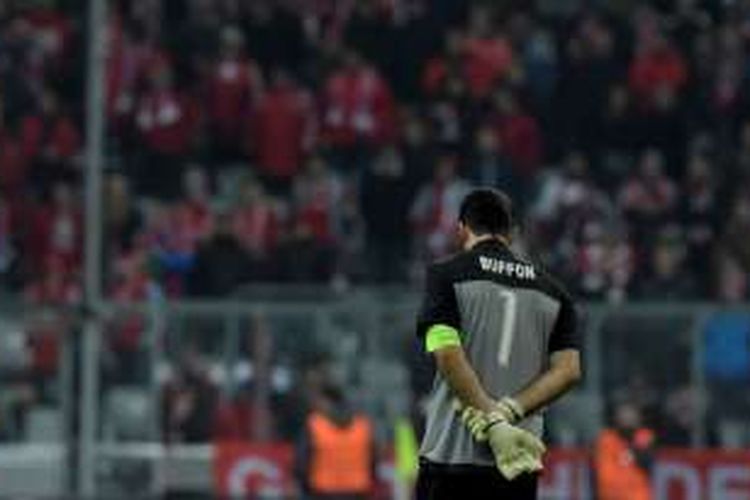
416, 239, 580, 466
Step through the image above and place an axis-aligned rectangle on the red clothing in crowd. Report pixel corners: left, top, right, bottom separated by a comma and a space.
135, 88, 197, 155
422, 36, 513, 99
106, 19, 160, 122
171, 200, 214, 253
27, 202, 83, 273
232, 201, 281, 256
251, 82, 315, 179
23, 8, 73, 68
38, 114, 81, 159
109, 270, 152, 352
321, 66, 395, 147
27, 323, 61, 377
0, 117, 41, 192
463, 36, 514, 98
23, 267, 81, 305
207, 56, 261, 142
493, 112, 543, 176
629, 45, 687, 104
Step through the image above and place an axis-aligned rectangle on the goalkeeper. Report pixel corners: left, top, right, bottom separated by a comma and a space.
415, 188, 582, 500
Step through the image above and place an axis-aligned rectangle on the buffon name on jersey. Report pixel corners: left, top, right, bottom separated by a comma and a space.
478, 256, 536, 280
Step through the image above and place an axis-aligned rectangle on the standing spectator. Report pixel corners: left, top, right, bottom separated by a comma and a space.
134, 61, 198, 199
628, 34, 687, 109
361, 146, 413, 283
321, 50, 395, 167
206, 26, 262, 162
462, 6, 514, 99
410, 153, 470, 260
250, 67, 315, 193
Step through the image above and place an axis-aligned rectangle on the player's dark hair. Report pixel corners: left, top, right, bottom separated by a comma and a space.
458, 188, 513, 236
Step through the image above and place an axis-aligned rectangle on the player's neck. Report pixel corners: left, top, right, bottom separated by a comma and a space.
464, 233, 509, 251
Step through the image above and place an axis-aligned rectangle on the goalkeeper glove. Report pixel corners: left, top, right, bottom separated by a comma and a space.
455, 399, 546, 481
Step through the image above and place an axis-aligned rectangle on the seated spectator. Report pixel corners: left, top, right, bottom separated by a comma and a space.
250, 67, 315, 192
0, 93, 38, 196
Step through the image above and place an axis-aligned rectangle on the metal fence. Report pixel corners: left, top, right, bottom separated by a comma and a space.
0, 293, 748, 498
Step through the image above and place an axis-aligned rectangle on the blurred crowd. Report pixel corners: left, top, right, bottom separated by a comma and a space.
3, 0, 750, 448
2, 0, 750, 304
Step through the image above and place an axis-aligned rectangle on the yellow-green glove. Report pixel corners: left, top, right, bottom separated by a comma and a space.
485, 416, 545, 480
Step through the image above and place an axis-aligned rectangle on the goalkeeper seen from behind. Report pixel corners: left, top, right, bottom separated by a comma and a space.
415, 188, 582, 500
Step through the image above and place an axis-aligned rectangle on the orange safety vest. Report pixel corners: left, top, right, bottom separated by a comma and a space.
308, 411, 374, 494
595, 428, 654, 500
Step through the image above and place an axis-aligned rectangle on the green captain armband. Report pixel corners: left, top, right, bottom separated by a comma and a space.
425, 324, 462, 353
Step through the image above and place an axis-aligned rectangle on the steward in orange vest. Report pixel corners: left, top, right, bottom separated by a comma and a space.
594, 402, 655, 500
297, 384, 376, 500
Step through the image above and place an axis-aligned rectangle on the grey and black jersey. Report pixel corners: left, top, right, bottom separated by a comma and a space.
416, 239, 580, 466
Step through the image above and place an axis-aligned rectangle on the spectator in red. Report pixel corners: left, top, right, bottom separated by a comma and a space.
463, 6, 514, 99
206, 26, 263, 161
134, 60, 198, 199
487, 89, 543, 194
250, 67, 315, 193
628, 34, 688, 108
20, 2, 73, 72
231, 179, 281, 259
0, 92, 42, 196
618, 149, 678, 241
23, 255, 81, 306
26, 182, 83, 276
422, 30, 465, 97
321, 50, 395, 157
30, 87, 82, 189
409, 152, 471, 260
292, 155, 344, 245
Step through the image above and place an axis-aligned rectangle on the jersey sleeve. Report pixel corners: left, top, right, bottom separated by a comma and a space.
416, 263, 461, 339
548, 293, 580, 352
